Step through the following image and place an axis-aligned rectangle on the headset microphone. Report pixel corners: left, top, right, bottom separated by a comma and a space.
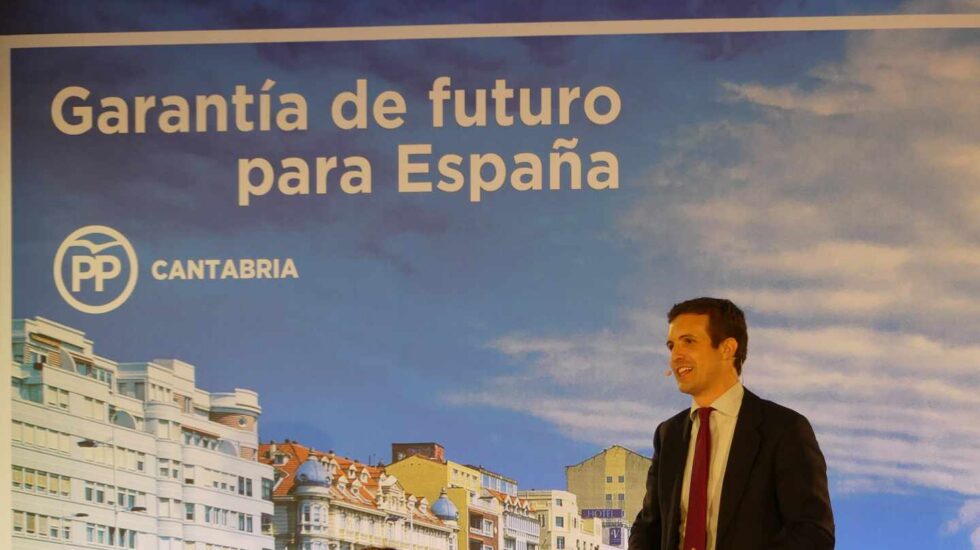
665, 369, 673, 377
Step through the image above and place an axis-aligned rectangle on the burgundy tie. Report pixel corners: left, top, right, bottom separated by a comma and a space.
684, 407, 713, 550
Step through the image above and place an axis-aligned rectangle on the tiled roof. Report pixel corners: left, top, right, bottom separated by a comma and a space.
486, 488, 531, 513
259, 441, 449, 529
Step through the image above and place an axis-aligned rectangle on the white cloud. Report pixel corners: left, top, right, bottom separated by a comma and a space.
944, 499, 980, 549
449, 12, 980, 545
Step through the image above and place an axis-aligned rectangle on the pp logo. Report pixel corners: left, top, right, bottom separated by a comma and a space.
53, 226, 138, 314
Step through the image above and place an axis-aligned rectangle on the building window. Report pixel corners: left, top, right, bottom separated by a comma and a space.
13, 467, 70, 498
557, 537, 565, 549
45, 386, 70, 410
262, 478, 274, 500
85, 481, 107, 504
174, 393, 193, 413
117, 488, 141, 510
605, 476, 612, 483
238, 476, 253, 496
82, 397, 108, 421
555, 498, 563, 506
11, 510, 70, 540
556, 517, 564, 528
618, 476, 624, 482
186, 503, 195, 521
158, 458, 181, 479
17, 383, 43, 403
87, 524, 136, 549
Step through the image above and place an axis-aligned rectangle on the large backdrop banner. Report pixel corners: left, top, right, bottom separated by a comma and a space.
3, 6, 980, 550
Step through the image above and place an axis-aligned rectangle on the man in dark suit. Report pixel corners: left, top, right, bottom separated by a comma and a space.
629, 298, 834, 550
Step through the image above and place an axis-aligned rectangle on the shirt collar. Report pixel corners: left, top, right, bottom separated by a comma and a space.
689, 380, 744, 420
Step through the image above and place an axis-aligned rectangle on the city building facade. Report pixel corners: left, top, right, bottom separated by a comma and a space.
484, 490, 539, 550
386, 444, 506, 550
578, 511, 629, 550
259, 441, 457, 550
517, 491, 601, 550
11, 316, 275, 550
564, 446, 650, 524
468, 466, 539, 550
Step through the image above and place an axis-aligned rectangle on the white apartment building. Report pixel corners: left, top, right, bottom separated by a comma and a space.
516, 491, 601, 550
11, 316, 274, 550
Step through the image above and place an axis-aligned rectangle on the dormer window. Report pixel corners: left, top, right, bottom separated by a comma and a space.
360, 471, 369, 483
274, 454, 288, 465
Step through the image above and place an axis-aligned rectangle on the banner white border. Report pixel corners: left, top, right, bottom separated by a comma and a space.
1, 13, 979, 547
0, 15, 979, 48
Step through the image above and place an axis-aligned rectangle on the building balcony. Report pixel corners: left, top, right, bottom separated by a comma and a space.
210, 390, 261, 415
469, 525, 494, 538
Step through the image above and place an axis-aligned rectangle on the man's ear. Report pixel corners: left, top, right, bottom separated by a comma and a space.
721, 337, 738, 361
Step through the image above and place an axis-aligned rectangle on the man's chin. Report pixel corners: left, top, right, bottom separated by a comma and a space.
676, 381, 695, 395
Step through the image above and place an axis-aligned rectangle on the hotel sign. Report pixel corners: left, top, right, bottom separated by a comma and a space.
581, 509, 624, 519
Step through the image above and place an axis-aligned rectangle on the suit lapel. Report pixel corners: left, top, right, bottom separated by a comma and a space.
662, 412, 692, 550
716, 389, 762, 546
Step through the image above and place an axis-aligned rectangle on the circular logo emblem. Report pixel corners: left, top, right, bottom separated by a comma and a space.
53, 225, 138, 314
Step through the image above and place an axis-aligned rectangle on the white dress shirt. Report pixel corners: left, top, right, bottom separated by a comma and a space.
678, 381, 744, 550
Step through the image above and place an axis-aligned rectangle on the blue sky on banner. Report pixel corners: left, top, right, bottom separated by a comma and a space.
7, 1, 980, 549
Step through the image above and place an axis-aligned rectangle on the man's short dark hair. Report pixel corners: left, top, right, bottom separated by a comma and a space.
667, 297, 748, 374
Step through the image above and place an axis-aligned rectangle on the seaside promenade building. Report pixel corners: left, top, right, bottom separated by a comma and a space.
387, 443, 510, 550
564, 446, 650, 524
11, 316, 274, 550
466, 466, 539, 550
258, 440, 457, 550
517, 491, 601, 550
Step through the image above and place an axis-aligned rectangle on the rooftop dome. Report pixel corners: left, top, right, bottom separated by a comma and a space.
295, 458, 331, 487
431, 488, 458, 521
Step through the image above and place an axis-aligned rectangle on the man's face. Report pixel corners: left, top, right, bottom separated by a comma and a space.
666, 313, 734, 401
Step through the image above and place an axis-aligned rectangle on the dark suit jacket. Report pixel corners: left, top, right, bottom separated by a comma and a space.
628, 388, 834, 550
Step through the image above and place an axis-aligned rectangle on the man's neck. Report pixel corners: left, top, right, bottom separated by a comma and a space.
693, 378, 739, 408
